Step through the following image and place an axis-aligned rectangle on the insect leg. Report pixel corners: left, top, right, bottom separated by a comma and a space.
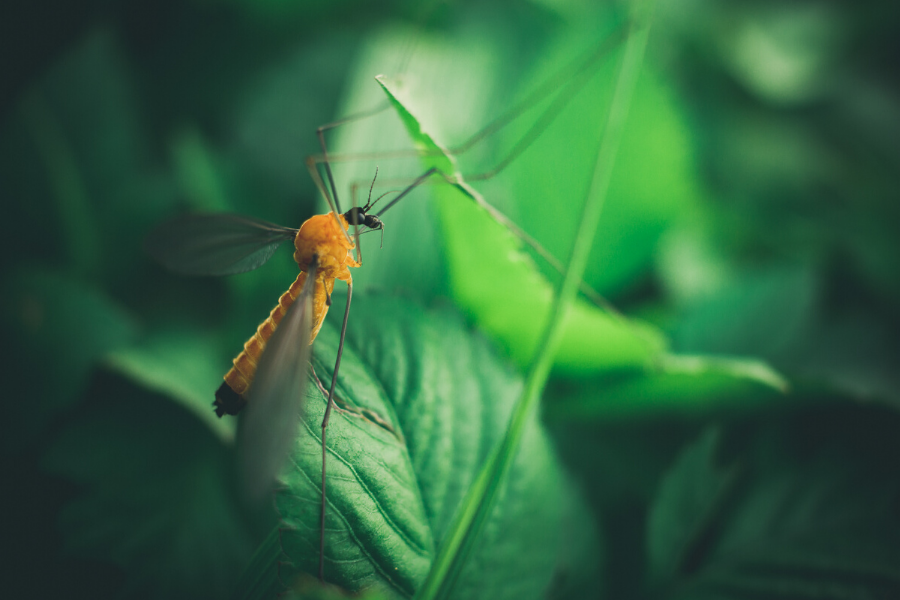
319, 280, 353, 582
369, 164, 615, 313
454, 26, 626, 180
314, 103, 393, 215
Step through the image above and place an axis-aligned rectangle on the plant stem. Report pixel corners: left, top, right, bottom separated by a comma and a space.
413, 4, 656, 599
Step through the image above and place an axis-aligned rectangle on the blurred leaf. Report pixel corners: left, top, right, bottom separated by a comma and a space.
323, 22, 498, 302
548, 415, 706, 600
242, 294, 596, 599
169, 127, 233, 213
42, 372, 255, 600
671, 264, 818, 361
2, 29, 177, 289
377, 71, 666, 375
793, 312, 900, 410
656, 221, 732, 307
104, 328, 235, 441
647, 409, 900, 599
659, 354, 788, 393
229, 32, 357, 219
717, 3, 842, 105
547, 354, 788, 421
0, 267, 137, 448
506, 41, 706, 299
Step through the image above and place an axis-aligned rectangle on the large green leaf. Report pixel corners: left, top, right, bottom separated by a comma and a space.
647, 408, 900, 599
245, 294, 595, 599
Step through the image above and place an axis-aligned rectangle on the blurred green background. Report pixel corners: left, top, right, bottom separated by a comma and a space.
3, 0, 900, 598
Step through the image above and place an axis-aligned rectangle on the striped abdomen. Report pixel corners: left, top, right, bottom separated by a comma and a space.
213, 271, 333, 416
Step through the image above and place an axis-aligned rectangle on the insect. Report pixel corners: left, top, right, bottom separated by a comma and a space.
146, 162, 432, 581
146, 21, 628, 587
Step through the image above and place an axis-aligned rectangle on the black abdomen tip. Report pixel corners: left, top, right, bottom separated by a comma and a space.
214, 382, 246, 417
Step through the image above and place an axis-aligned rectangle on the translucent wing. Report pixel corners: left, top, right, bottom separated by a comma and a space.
236, 261, 318, 506
145, 213, 298, 276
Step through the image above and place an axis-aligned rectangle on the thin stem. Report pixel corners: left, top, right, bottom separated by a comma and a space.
413, 5, 655, 599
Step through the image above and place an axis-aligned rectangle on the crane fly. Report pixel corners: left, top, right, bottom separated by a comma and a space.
146, 23, 627, 587
146, 161, 430, 581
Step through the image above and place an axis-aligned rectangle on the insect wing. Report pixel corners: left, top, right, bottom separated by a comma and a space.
145, 213, 298, 276
236, 263, 318, 506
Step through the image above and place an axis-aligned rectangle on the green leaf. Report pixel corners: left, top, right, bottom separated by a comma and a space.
376, 72, 665, 376
671, 265, 818, 360
547, 354, 789, 421
647, 408, 900, 599
245, 294, 592, 599
5, 30, 176, 282
42, 372, 255, 600
0, 267, 137, 448
104, 328, 236, 441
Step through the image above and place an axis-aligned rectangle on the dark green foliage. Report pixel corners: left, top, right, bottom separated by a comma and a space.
648, 409, 900, 599
3, 0, 899, 599
42, 374, 254, 600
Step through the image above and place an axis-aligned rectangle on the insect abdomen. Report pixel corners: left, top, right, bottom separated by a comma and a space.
213, 271, 332, 417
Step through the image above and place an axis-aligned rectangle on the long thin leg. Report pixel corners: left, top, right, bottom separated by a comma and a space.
451, 27, 626, 164
316, 103, 392, 215
319, 281, 353, 583
368, 166, 618, 314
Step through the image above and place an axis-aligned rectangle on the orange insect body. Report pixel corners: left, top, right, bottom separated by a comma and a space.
221, 213, 358, 402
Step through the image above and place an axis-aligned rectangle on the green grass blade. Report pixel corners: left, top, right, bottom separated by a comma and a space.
413, 7, 656, 600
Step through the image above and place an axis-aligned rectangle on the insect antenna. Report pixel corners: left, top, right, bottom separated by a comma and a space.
373, 167, 438, 218
364, 165, 379, 211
